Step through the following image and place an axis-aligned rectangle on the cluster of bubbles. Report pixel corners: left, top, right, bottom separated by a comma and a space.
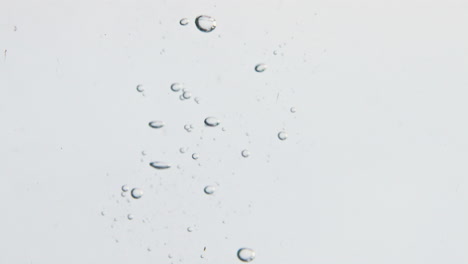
114, 13, 302, 262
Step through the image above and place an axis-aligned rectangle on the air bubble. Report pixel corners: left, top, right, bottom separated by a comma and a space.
241, 149, 250, 158
278, 131, 288, 140
195, 15, 216, 33
136, 84, 144, 92
179, 147, 187, 154
149, 121, 165, 129
204, 185, 216, 195
149, 161, 171, 169
171, 83, 182, 92
187, 226, 194, 232
192, 153, 199, 160
194, 97, 201, 104
204, 117, 220, 127
131, 188, 143, 199
127, 214, 134, 220
183, 91, 192, 99
255, 64, 267, 73
290, 107, 297, 113
121, 185, 129, 192
237, 248, 256, 262
273, 50, 278, 55
121, 192, 126, 197
179, 18, 189, 26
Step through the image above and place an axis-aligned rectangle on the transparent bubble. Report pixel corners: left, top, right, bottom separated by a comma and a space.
121, 185, 129, 192
187, 226, 194, 232
278, 131, 288, 140
149, 121, 165, 129
241, 149, 250, 158
171, 83, 182, 92
127, 214, 134, 220
179, 18, 189, 26
204, 117, 220, 127
290, 107, 297, 113
184, 124, 193, 132
273, 50, 278, 55
255, 63, 267, 73
149, 161, 171, 169
192, 153, 199, 160
131, 188, 143, 199
121, 192, 126, 197
194, 97, 201, 104
183, 91, 192, 99
204, 185, 216, 195
168, 254, 173, 259
237, 248, 256, 262
195, 15, 216, 33
179, 147, 187, 154
179, 94, 185, 100
141, 151, 147, 156
136, 84, 144, 92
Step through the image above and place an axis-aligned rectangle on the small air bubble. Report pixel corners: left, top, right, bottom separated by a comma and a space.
127, 214, 134, 220
184, 124, 193, 132
195, 15, 216, 33
194, 97, 201, 104
121, 192, 126, 197
179, 147, 187, 154
290, 107, 297, 113
241, 149, 250, 158
179, 18, 189, 26
255, 64, 267, 73
204, 117, 220, 127
183, 91, 192, 99
187, 226, 194, 232
121, 185, 129, 192
278, 131, 288, 140
149, 121, 165, 129
149, 161, 171, 169
273, 50, 278, 55
136, 84, 144, 92
131, 188, 143, 199
204, 185, 216, 195
237, 248, 256, 262
192, 153, 199, 160
171, 83, 182, 92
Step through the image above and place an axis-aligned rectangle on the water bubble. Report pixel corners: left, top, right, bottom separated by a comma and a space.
278, 131, 288, 140
127, 214, 134, 220
204, 117, 220, 127
171, 83, 182, 92
192, 153, 199, 160
149, 121, 165, 129
255, 63, 267, 73
187, 226, 194, 232
131, 188, 143, 199
179, 147, 187, 154
241, 149, 250, 158
290, 107, 297, 113
184, 124, 193, 132
195, 15, 216, 33
168, 254, 173, 259
136, 84, 144, 92
237, 248, 256, 262
179, 94, 185, 100
179, 18, 189, 26
273, 50, 278, 55
204, 185, 216, 195
183, 91, 192, 99
121, 192, 126, 197
121, 185, 129, 192
149, 161, 171, 169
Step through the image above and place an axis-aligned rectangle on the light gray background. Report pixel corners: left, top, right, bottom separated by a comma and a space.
1, 0, 468, 263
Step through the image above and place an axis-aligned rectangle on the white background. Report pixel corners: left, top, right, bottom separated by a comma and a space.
1, 0, 468, 263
